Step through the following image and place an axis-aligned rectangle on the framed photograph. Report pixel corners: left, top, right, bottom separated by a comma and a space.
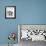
5, 6, 16, 19
18, 24, 46, 42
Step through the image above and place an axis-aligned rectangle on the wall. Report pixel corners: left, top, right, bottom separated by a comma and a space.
0, 0, 46, 44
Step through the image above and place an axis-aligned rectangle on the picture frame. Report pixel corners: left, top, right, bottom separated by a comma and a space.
18, 24, 46, 42
5, 6, 16, 19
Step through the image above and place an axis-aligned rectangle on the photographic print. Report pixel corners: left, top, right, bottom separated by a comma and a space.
18, 24, 46, 41
5, 6, 16, 19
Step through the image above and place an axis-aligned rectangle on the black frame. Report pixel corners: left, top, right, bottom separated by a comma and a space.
5, 6, 16, 19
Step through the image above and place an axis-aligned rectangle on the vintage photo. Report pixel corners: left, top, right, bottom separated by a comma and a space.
5, 6, 16, 19
18, 24, 46, 41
